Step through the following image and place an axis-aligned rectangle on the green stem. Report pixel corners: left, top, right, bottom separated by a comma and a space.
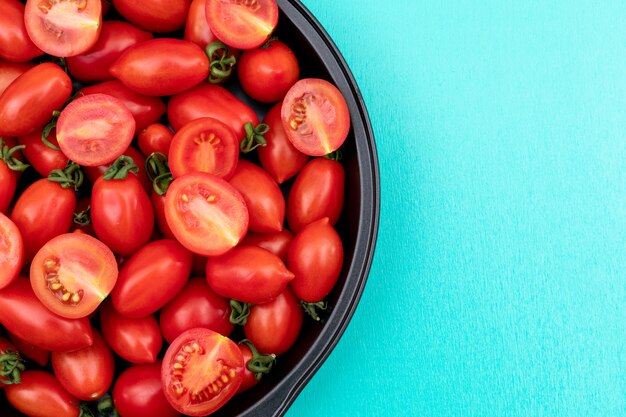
0, 138, 29, 172
301, 300, 329, 322
229, 299, 252, 326
97, 397, 120, 417
240, 122, 269, 153
206, 41, 237, 84
78, 403, 94, 417
0, 348, 25, 385
145, 152, 173, 195
239, 339, 276, 380
41, 111, 61, 151
103, 155, 138, 180
73, 205, 91, 226
48, 161, 84, 190
324, 148, 343, 161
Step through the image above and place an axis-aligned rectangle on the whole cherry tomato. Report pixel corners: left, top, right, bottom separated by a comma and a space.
241, 229, 294, 263
0, 140, 22, 214
184, 0, 219, 48
18, 128, 69, 177
8, 332, 50, 367
0, 0, 43, 63
0, 211, 22, 290
112, 0, 190, 33
5, 370, 81, 417
138, 123, 174, 157
0, 60, 35, 95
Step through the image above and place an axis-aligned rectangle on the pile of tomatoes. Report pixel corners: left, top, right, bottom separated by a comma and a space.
0, 0, 352, 416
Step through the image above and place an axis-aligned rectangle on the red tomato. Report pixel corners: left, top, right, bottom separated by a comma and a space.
238, 39, 300, 103
7, 332, 50, 367
168, 117, 239, 180
161, 328, 244, 416
0, 154, 18, 214
24, 0, 102, 57
113, 362, 181, 417
205, 0, 278, 50
51, 330, 114, 401
168, 83, 259, 139
258, 101, 308, 183
5, 370, 81, 417
10, 178, 76, 262
138, 123, 174, 157
281, 78, 351, 156
79, 80, 166, 132
152, 190, 176, 239
159, 277, 234, 343
164, 172, 249, 256
228, 159, 285, 233
29, 233, 118, 319
110, 38, 209, 97
84, 145, 152, 193
99, 300, 162, 364
111, 239, 192, 318
66, 20, 153, 83
0, 278, 93, 352
91, 163, 154, 257
286, 157, 345, 233
56, 93, 136, 167
0, 60, 35, 95
206, 245, 294, 304
18, 128, 69, 177
244, 288, 303, 355
0, 63, 72, 137
240, 229, 293, 263
0, 212, 22, 290
0, 0, 43, 63
112, 0, 190, 33
184, 0, 219, 47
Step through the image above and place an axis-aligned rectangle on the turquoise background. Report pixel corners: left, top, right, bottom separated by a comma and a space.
289, 1, 625, 416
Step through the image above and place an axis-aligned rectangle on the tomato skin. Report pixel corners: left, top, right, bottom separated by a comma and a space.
112, 0, 190, 33
91, 172, 154, 257
206, 245, 294, 304
18, 128, 69, 177
184, 0, 219, 47
160, 277, 233, 343
168, 83, 259, 139
138, 123, 174, 157
8, 332, 50, 366
286, 157, 345, 233
0, 160, 18, 214
66, 20, 153, 83
241, 229, 293, 263
10, 178, 76, 262
0, 212, 22, 289
228, 159, 285, 233
5, 370, 80, 417
238, 40, 300, 103
110, 239, 192, 318
235, 343, 258, 394
0, 278, 93, 352
258, 101, 308, 184
84, 146, 152, 193
110, 38, 209, 97
0, 60, 35, 95
51, 330, 114, 401
152, 191, 176, 239
244, 288, 303, 355
0, 0, 43, 63
0, 63, 72, 137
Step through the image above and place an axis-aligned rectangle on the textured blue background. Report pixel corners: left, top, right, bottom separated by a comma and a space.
288, 1, 625, 416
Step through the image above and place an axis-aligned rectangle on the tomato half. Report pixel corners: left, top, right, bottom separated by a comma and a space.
169, 117, 239, 180
281, 78, 351, 156
205, 0, 278, 50
24, 0, 102, 58
161, 328, 244, 416
29, 233, 118, 319
138, 123, 174, 157
240, 229, 293, 262
0, 60, 35, 95
164, 173, 249, 256
57, 93, 136, 167
112, 0, 190, 33
18, 128, 69, 177
0, 213, 22, 290
0, 0, 43, 63
5, 370, 80, 417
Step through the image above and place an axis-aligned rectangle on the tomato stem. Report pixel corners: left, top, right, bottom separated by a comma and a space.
239, 339, 276, 380
48, 161, 84, 190
145, 152, 173, 195
229, 299, 252, 325
324, 148, 343, 161
240, 122, 269, 153
0, 348, 25, 385
73, 204, 91, 226
41, 114, 61, 151
97, 397, 120, 417
300, 300, 329, 322
206, 41, 237, 84
78, 404, 95, 417
0, 138, 30, 172
103, 155, 138, 181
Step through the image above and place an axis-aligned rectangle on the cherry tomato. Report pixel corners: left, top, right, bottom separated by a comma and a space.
66, 20, 153, 83
228, 159, 285, 233
152, 190, 176, 240
5, 370, 81, 417
281, 78, 351, 156
238, 39, 300, 103
18, 128, 69, 177
286, 157, 345, 233
161, 328, 244, 416
258, 101, 308, 184
0, 0, 43, 63
168, 83, 259, 139
184, 0, 219, 47
0, 212, 22, 290
0, 278, 93, 352
138, 123, 174, 157
0, 153, 19, 214
99, 299, 162, 364
0, 63, 72, 137
164, 172, 249, 257
111, 239, 192, 318
110, 38, 209, 97
244, 288, 303, 355
51, 330, 114, 401
112, 0, 190, 33
7, 332, 50, 367
169, 117, 239, 180
113, 362, 181, 417
205, 0, 278, 50
240, 229, 293, 263
0, 60, 35, 95
84, 145, 152, 193
205, 245, 294, 304
29, 233, 118, 319
160, 277, 234, 344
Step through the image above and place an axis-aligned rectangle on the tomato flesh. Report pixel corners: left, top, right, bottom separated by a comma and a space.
0, 213, 23, 290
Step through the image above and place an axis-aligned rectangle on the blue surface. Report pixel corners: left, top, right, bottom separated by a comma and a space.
289, 1, 625, 416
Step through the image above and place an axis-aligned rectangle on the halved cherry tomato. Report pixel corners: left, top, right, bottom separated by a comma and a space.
164, 172, 249, 256
240, 229, 293, 262
110, 239, 192, 318
138, 123, 174, 157
0, 0, 43, 63
205, 0, 278, 50
160, 277, 233, 344
169, 117, 239, 180
51, 330, 114, 401
184, 0, 220, 47
112, 0, 190, 33
8, 332, 50, 367
5, 370, 81, 417
18, 128, 69, 177
0, 212, 22, 289
161, 328, 244, 416
84, 145, 152, 193
24, 0, 102, 57
110, 38, 209, 96
56, 93, 136, 167
0, 60, 35, 95
66, 20, 153, 83
29, 233, 118, 319
281, 78, 351, 156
